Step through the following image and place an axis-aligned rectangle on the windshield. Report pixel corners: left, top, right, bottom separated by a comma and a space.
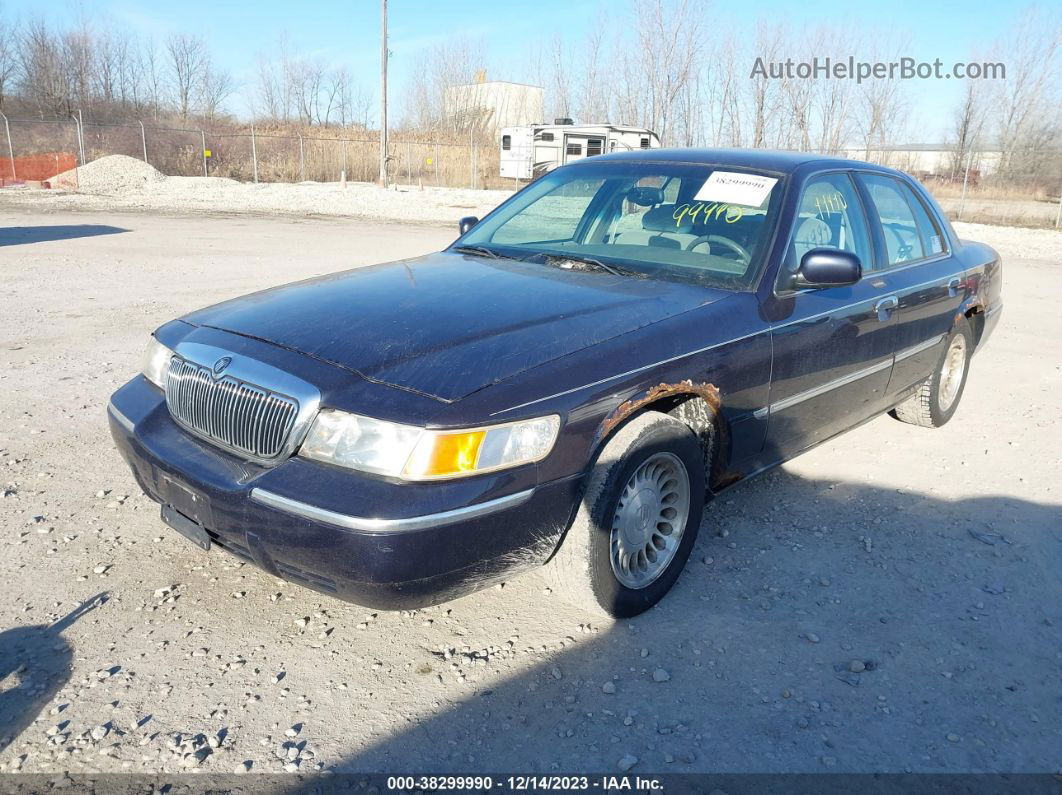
454, 161, 783, 290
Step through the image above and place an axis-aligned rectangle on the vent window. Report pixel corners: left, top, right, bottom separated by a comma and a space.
640, 137, 651, 149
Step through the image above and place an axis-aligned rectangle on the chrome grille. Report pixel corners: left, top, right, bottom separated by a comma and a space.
165, 356, 299, 460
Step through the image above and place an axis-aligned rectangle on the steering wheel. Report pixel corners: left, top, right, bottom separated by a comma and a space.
884, 224, 915, 261
686, 235, 751, 262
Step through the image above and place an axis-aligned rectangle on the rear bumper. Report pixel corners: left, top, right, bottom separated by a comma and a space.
108, 377, 580, 609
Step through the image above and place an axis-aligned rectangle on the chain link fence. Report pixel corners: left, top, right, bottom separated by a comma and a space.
2, 116, 1060, 227
0, 117, 503, 190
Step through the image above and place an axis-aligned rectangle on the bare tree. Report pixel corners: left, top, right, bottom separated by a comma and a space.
628, 0, 703, 143
0, 13, 16, 110
402, 37, 479, 131
287, 56, 324, 125
991, 6, 1061, 176
166, 33, 207, 118
139, 39, 166, 120
854, 35, 911, 159
948, 78, 989, 177
199, 58, 233, 119
18, 18, 69, 116
810, 26, 855, 154
577, 25, 610, 123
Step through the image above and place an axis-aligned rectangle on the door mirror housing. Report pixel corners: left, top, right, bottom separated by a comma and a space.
791, 248, 862, 289
458, 216, 479, 235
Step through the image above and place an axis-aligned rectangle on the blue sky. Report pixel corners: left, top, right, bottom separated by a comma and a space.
2, 0, 1027, 140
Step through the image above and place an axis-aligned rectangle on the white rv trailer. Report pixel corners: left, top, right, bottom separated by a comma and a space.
499, 121, 660, 180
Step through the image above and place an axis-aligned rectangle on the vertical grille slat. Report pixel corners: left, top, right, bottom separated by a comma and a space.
164, 356, 299, 460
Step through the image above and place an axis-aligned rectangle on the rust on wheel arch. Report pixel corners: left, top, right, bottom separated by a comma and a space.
595, 380, 729, 492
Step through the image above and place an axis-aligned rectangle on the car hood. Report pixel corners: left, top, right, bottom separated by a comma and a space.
181, 251, 730, 402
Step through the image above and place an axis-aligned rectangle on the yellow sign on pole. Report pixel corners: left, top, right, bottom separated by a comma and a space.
204, 149, 212, 158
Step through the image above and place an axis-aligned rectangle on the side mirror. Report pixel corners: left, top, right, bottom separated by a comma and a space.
792, 248, 862, 289
458, 216, 479, 235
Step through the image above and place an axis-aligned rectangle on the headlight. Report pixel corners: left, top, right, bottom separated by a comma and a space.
142, 337, 174, 389
299, 410, 560, 480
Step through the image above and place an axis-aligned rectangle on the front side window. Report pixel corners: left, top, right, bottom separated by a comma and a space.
782, 173, 871, 284
455, 162, 784, 290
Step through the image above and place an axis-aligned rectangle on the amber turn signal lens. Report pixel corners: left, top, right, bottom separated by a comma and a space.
416, 431, 486, 477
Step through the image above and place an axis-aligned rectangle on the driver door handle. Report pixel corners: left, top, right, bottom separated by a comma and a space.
948, 277, 962, 297
875, 295, 899, 321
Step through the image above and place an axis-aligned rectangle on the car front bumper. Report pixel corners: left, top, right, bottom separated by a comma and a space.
107, 377, 580, 609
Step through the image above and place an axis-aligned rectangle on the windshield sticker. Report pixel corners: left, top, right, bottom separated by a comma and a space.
694, 171, 778, 207
673, 202, 743, 227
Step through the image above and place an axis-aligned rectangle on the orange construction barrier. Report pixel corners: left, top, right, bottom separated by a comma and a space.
0, 152, 78, 184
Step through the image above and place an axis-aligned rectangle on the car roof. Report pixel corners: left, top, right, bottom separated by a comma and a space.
588, 147, 881, 175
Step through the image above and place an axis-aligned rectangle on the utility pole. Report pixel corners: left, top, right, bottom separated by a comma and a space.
378, 0, 388, 187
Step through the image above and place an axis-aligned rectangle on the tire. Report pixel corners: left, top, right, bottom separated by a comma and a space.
891, 318, 973, 428
542, 412, 707, 618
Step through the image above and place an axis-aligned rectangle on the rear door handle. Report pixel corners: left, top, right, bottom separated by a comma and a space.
948, 277, 962, 297
875, 295, 899, 321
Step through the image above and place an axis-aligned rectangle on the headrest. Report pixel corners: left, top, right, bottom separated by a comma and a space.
794, 216, 832, 247
642, 204, 691, 233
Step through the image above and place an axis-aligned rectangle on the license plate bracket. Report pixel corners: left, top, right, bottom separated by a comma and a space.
161, 504, 211, 551
159, 474, 214, 528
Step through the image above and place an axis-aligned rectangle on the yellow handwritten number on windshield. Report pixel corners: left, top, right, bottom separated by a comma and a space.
672, 202, 743, 227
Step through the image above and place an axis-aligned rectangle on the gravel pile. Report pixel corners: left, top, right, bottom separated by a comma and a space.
51, 154, 164, 194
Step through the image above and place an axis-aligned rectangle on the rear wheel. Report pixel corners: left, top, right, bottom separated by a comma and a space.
891, 318, 973, 428
542, 412, 706, 618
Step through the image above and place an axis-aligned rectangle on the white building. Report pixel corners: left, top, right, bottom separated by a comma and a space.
444, 81, 545, 133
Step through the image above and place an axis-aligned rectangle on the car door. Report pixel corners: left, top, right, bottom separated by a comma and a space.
762, 171, 897, 459
855, 173, 965, 399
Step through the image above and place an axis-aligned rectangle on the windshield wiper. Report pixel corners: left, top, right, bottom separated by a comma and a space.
451, 245, 503, 259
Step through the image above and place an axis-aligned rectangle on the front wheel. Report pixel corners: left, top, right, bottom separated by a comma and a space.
542, 412, 706, 618
891, 318, 973, 428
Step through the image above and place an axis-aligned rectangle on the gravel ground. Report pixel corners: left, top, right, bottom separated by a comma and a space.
0, 207, 1059, 778
5, 156, 509, 226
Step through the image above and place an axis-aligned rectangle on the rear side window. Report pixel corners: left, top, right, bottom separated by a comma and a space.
859, 174, 943, 266
901, 183, 946, 255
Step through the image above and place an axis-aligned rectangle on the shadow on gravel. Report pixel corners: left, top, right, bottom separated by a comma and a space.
285, 473, 1061, 780
0, 225, 128, 247
0, 593, 108, 755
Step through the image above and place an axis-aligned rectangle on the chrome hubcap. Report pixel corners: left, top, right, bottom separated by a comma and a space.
609, 452, 690, 589
938, 334, 967, 412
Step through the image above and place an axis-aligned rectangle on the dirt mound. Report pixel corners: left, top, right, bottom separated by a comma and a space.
50, 154, 164, 194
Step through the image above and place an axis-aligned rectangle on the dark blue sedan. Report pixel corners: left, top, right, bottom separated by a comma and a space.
108, 149, 1002, 618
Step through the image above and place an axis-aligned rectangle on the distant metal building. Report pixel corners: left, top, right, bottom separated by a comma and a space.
444, 80, 545, 134
500, 122, 660, 180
